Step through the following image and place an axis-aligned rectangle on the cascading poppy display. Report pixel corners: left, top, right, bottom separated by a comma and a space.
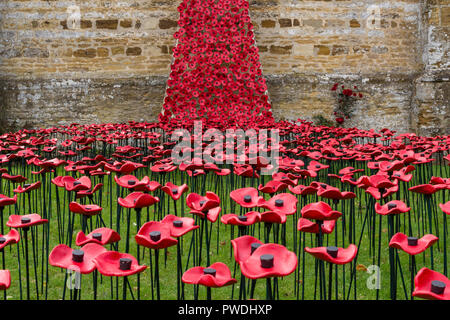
0, 2, 448, 301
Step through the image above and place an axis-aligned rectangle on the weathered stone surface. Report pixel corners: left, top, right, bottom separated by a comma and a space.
158, 19, 178, 29
126, 47, 142, 56
0, 0, 448, 135
96, 20, 119, 30
0, 77, 166, 132
261, 20, 276, 28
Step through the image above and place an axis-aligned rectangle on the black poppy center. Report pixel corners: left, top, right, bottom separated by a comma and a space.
149, 231, 161, 242
72, 249, 84, 262
251, 242, 261, 254
92, 233, 102, 241
203, 268, 216, 277
407, 237, 418, 246
21, 217, 31, 224
73, 181, 81, 186
172, 188, 178, 194
199, 200, 206, 206
431, 280, 446, 295
275, 199, 284, 207
260, 254, 274, 268
243, 195, 252, 203
128, 180, 136, 185
326, 246, 339, 258
0, 237, 6, 244
387, 203, 397, 210
23, 184, 31, 188
119, 258, 132, 271
173, 220, 183, 228
238, 215, 247, 222
315, 165, 321, 169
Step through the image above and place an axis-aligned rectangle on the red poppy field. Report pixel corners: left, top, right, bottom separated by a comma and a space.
0, 120, 448, 300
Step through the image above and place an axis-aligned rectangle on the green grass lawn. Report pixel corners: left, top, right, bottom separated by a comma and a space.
0, 159, 448, 300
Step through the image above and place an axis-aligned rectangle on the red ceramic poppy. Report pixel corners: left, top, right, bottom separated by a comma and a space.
118, 192, 159, 209
1, 173, 27, 183
190, 206, 222, 223
279, 157, 305, 169
69, 201, 102, 216
378, 160, 404, 172
272, 172, 298, 186
76, 183, 103, 199
135, 221, 178, 249
240, 243, 297, 279
413, 268, 450, 300
215, 168, 231, 176
259, 210, 286, 224
304, 244, 357, 265
389, 233, 438, 255
297, 218, 336, 234
150, 163, 177, 173
186, 169, 206, 177
161, 182, 189, 201
36, 158, 67, 170
365, 175, 396, 189
0, 270, 11, 290
6, 213, 48, 228
288, 184, 318, 196
62, 176, 91, 192
182, 262, 237, 288
143, 181, 162, 192
75, 228, 121, 246
0, 194, 17, 207
338, 167, 364, 176
365, 183, 399, 200
301, 201, 342, 221
13, 181, 41, 193
51, 176, 66, 188
375, 200, 411, 215
186, 192, 220, 212
230, 187, 262, 208
292, 167, 317, 178
231, 235, 264, 263
317, 186, 356, 201
257, 193, 297, 215
340, 174, 365, 186
391, 169, 413, 182
49, 243, 107, 274
114, 174, 150, 190
234, 164, 260, 178
105, 161, 145, 174
409, 184, 444, 195
93, 251, 147, 277
307, 161, 329, 172
0, 229, 20, 250
160, 214, 199, 237
440, 201, 450, 215
258, 180, 288, 194
430, 176, 450, 188
221, 211, 261, 227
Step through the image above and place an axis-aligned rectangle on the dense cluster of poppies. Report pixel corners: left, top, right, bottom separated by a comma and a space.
0, 119, 447, 300
159, 0, 274, 129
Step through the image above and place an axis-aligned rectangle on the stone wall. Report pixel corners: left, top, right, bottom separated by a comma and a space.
0, 0, 448, 134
